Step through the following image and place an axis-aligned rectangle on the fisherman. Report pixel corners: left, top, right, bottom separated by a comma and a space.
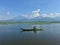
33, 26, 37, 31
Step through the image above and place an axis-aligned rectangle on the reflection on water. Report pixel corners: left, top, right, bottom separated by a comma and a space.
0, 24, 60, 45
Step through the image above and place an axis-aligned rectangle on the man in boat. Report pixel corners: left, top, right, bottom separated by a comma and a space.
21, 26, 38, 31
33, 26, 37, 31
32, 26, 38, 33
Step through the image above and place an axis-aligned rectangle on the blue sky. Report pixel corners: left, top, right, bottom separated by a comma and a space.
0, 0, 60, 20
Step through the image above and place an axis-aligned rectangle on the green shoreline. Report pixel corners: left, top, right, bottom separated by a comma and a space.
0, 22, 58, 24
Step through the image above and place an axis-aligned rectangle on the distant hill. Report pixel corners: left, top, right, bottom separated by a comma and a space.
0, 16, 60, 22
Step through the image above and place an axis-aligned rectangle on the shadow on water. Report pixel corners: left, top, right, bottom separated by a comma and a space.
20, 26, 44, 34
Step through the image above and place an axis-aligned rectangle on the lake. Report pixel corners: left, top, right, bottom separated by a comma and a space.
0, 23, 60, 45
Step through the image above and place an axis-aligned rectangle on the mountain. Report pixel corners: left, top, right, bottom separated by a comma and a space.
5, 16, 55, 22
0, 16, 60, 22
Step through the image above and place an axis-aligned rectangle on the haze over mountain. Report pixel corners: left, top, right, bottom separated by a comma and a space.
1, 9, 60, 22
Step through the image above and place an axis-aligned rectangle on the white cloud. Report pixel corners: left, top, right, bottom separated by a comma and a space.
32, 9, 40, 12
0, 15, 14, 20
41, 13, 60, 18
7, 11, 10, 15
25, 9, 40, 19
0, 8, 60, 20
19, 9, 60, 19
0, 11, 17, 20
0, 15, 17, 20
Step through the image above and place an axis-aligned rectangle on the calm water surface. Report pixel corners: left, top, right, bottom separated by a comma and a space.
0, 23, 60, 45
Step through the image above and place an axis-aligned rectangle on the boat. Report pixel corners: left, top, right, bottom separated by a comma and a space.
20, 26, 44, 31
